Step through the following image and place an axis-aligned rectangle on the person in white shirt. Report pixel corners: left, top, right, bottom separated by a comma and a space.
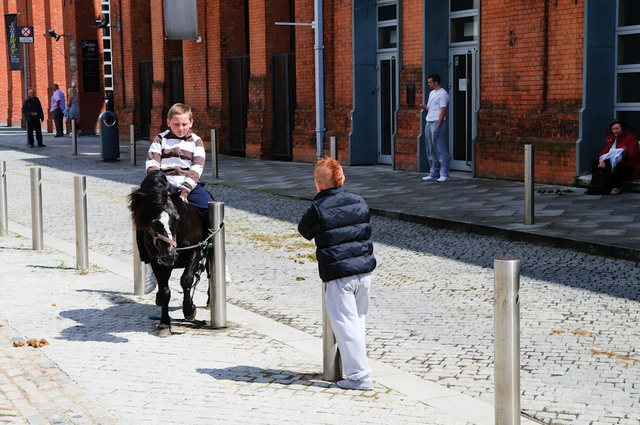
50, 84, 65, 137
420, 73, 450, 182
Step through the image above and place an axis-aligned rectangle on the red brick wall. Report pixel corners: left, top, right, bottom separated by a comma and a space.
112, 0, 153, 137
0, 0, 19, 126
395, 0, 425, 171
477, 1, 583, 185
291, 0, 316, 161
0, 1, 110, 134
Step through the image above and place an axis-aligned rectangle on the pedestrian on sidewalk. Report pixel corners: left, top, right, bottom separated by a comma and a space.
21, 89, 45, 147
587, 119, 640, 195
50, 84, 65, 137
65, 87, 81, 136
298, 157, 377, 391
420, 73, 450, 182
136, 103, 211, 294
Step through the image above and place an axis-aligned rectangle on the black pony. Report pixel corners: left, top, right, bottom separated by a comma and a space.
129, 170, 211, 337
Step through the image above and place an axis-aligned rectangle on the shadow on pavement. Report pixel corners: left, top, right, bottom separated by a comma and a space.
197, 366, 330, 388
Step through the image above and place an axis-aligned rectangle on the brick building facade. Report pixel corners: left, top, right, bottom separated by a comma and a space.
1, 1, 637, 186
1, 0, 108, 134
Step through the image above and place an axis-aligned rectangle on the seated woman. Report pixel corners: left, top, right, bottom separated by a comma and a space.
591, 119, 640, 195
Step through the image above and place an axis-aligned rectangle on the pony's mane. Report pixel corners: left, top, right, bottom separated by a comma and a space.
128, 170, 173, 230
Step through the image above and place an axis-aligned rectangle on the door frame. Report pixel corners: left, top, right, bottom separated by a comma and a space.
376, 53, 397, 165
448, 47, 478, 172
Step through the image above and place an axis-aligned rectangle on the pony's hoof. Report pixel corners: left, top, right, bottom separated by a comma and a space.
184, 308, 197, 321
158, 326, 171, 338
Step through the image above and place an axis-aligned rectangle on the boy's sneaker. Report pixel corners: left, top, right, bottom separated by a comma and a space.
336, 379, 374, 391
144, 264, 157, 294
422, 175, 437, 181
436, 176, 449, 182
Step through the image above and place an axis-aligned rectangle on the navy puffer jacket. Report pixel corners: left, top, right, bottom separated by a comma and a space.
298, 186, 376, 282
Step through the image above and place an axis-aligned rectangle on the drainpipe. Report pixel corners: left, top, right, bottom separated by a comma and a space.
314, 0, 325, 159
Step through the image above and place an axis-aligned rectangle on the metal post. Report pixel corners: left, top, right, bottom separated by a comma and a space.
330, 136, 336, 160
211, 129, 218, 179
30, 167, 43, 250
524, 144, 534, 225
313, 0, 325, 159
208, 201, 227, 328
130, 124, 136, 166
494, 258, 521, 425
71, 119, 77, 155
322, 282, 343, 381
23, 43, 28, 101
74, 176, 89, 269
132, 187, 145, 295
0, 161, 7, 236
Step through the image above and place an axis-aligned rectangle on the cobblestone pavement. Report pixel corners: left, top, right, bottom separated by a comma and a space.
0, 128, 639, 424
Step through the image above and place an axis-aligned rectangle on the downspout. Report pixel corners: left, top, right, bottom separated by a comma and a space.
314, 0, 325, 159
542, 1, 549, 110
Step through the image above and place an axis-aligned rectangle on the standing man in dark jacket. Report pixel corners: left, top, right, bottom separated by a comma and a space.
298, 157, 377, 391
22, 89, 45, 147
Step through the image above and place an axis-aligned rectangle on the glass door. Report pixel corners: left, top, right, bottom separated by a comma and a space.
377, 54, 396, 165
449, 48, 476, 171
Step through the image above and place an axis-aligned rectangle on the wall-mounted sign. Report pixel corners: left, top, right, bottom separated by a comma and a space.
19, 26, 33, 43
81, 40, 100, 92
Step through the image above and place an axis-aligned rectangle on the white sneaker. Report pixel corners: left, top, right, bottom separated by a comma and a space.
422, 175, 437, 181
144, 264, 157, 294
436, 176, 449, 182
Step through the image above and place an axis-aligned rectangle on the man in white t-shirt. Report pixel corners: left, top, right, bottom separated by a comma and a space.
420, 73, 450, 182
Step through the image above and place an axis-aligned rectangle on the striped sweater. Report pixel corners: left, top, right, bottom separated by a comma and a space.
145, 129, 206, 195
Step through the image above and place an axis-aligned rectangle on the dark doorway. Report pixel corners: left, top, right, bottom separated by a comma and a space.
271, 52, 296, 160
168, 58, 184, 106
228, 55, 249, 156
138, 60, 153, 139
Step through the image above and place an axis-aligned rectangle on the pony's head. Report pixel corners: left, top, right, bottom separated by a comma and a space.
129, 170, 180, 266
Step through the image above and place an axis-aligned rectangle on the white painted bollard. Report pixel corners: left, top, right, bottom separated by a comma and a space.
0, 161, 7, 236
208, 201, 227, 328
74, 176, 89, 269
494, 258, 521, 425
322, 282, 343, 381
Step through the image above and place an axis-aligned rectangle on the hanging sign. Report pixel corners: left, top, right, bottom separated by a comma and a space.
4, 14, 22, 70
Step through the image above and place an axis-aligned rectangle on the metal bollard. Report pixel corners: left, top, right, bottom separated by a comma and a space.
524, 144, 534, 225
322, 282, 343, 381
0, 161, 7, 236
130, 124, 136, 166
71, 119, 77, 155
494, 258, 521, 425
211, 129, 218, 179
330, 136, 336, 160
131, 187, 145, 295
30, 167, 43, 250
208, 201, 227, 328
74, 176, 89, 269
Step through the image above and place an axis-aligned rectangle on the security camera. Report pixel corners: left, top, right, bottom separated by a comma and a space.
95, 19, 107, 28
47, 29, 61, 41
